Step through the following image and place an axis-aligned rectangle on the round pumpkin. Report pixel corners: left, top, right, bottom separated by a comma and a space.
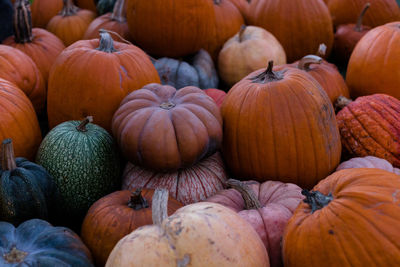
30, 0, 63, 28
283, 168, 400, 266
221, 61, 341, 188
246, 0, 334, 62
0, 44, 45, 113
337, 156, 400, 175
346, 22, 400, 99
74, 0, 97, 12
336, 94, 400, 167
0, 78, 41, 160
204, 88, 226, 107
81, 189, 183, 267
126, 0, 215, 58
206, 179, 303, 267
106, 189, 270, 267
218, 25, 286, 87
3, 0, 66, 84
36, 117, 122, 229
154, 49, 219, 90
0, 219, 94, 266
112, 83, 223, 172
122, 152, 227, 205
228, 0, 250, 20
47, 30, 160, 132
46, 0, 96, 46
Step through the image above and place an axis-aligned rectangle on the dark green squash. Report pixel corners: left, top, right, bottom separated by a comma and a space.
0, 218, 94, 266
0, 139, 55, 226
97, 0, 116, 15
36, 116, 121, 229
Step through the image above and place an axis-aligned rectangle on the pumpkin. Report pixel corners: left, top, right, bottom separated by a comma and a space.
81, 189, 183, 267
126, 0, 215, 58
221, 61, 341, 189
30, 0, 63, 28
154, 49, 219, 90
83, 0, 131, 41
283, 168, 400, 266
337, 156, 400, 175
106, 188, 270, 267
218, 25, 286, 87
326, 0, 400, 28
335, 94, 400, 167
332, 3, 371, 66
0, 0, 13, 43
74, 0, 97, 12
228, 0, 250, 20
246, 0, 334, 62
0, 44, 45, 113
112, 83, 223, 172
97, 0, 116, 15
36, 117, 122, 229
3, 0, 65, 84
0, 78, 41, 160
47, 30, 160, 132
346, 22, 400, 99
0, 219, 94, 266
206, 179, 303, 267
122, 152, 227, 205
46, 0, 96, 46
204, 88, 226, 107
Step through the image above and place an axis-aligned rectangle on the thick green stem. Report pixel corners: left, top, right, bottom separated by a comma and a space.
152, 188, 169, 226
250, 60, 284, 84
13, 0, 33, 43
96, 29, 117, 53
1, 139, 17, 171
355, 3, 370, 32
110, 0, 126, 22
128, 188, 149, 210
60, 0, 79, 16
302, 189, 333, 213
76, 116, 93, 132
298, 55, 323, 71
226, 179, 261, 209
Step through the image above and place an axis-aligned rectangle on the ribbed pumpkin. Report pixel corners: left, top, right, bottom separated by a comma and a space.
3, 0, 66, 84
221, 61, 341, 189
337, 156, 400, 175
74, 0, 97, 12
112, 83, 223, 172
30, 0, 63, 28
47, 30, 160, 132
0, 78, 41, 160
204, 88, 226, 107
81, 189, 183, 267
46, 0, 96, 46
0, 0, 13, 43
246, 0, 334, 62
36, 117, 121, 229
346, 22, 400, 99
106, 189, 270, 267
283, 168, 400, 266
122, 152, 227, 205
0, 219, 94, 266
0, 45, 45, 113
126, 0, 215, 58
228, 0, 250, 20
336, 94, 400, 167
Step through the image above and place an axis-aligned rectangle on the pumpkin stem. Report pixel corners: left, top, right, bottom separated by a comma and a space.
152, 188, 169, 226
110, 0, 126, 22
97, 29, 117, 53
250, 60, 285, 84
334, 96, 353, 112
238, 25, 246, 42
128, 188, 149, 210
302, 189, 333, 213
298, 55, 323, 71
159, 102, 176, 110
1, 139, 17, 171
3, 247, 28, 263
60, 0, 79, 16
355, 3, 370, 32
316, 43, 327, 58
76, 116, 93, 132
13, 0, 33, 43
226, 179, 261, 209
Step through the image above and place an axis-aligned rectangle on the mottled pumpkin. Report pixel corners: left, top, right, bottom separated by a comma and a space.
337, 156, 400, 175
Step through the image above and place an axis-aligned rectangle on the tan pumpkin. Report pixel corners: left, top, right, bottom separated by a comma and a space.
337, 156, 400, 175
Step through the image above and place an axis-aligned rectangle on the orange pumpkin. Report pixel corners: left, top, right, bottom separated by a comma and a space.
74, 0, 97, 12
228, 0, 250, 20
30, 0, 63, 28
47, 30, 160, 132
0, 78, 42, 160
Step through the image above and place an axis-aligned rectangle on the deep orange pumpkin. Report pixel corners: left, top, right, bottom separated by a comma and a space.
30, 0, 63, 28
228, 0, 250, 20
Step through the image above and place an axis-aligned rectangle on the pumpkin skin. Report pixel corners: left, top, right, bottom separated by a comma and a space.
0, 219, 94, 266
346, 22, 400, 99
228, 0, 250, 20
126, 0, 215, 58
0, 78, 41, 160
74, 0, 97, 12
246, 0, 334, 62
204, 88, 226, 107
122, 152, 227, 205
36, 117, 122, 229
47, 31, 160, 132
106, 189, 270, 267
154, 49, 219, 90
337, 156, 400, 175
46, 0, 96, 46
0, 45, 45, 113
336, 94, 400, 167
283, 168, 400, 266
206, 179, 303, 267
0, 0, 13, 43
221, 61, 341, 189
218, 25, 286, 87
112, 83, 223, 172
81, 189, 183, 267
30, 0, 63, 28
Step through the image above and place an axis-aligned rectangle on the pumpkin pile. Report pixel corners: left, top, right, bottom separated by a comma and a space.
0, 0, 400, 265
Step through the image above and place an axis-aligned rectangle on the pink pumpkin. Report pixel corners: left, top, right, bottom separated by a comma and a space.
337, 156, 400, 175
204, 88, 226, 107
